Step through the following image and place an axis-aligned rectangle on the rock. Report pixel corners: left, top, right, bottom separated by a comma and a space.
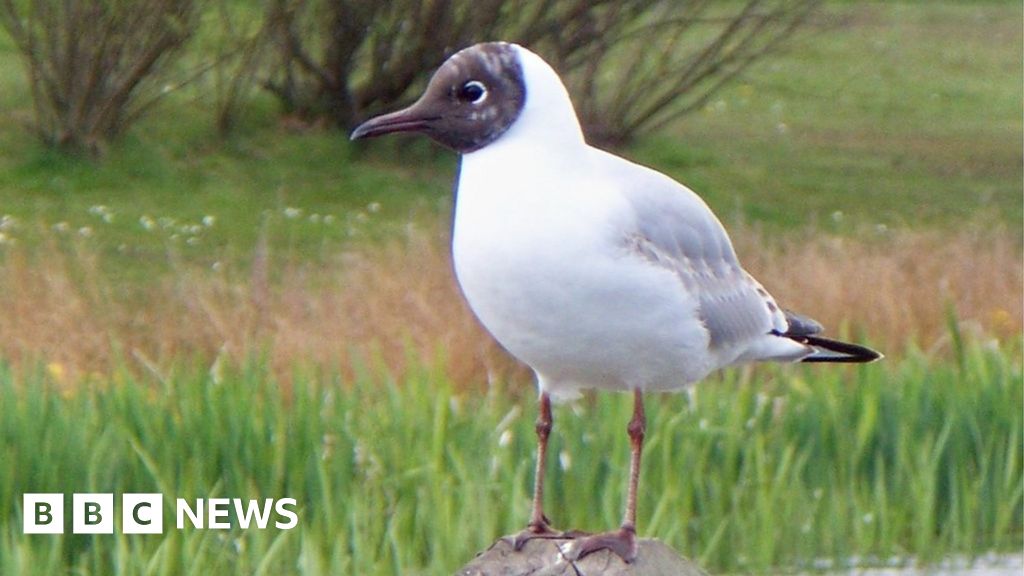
455, 536, 710, 576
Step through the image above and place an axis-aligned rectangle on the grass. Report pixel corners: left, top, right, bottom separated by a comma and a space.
0, 2, 1019, 573
637, 2, 1022, 231
0, 1, 1020, 383
0, 122, 453, 283
0, 222, 1017, 387
0, 2, 1017, 278
0, 336, 1020, 575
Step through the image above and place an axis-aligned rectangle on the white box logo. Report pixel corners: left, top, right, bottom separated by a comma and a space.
23, 494, 63, 534
122, 493, 163, 534
23, 493, 297, 533
73, 493, 114, 534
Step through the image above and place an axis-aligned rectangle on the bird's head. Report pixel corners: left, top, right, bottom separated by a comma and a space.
351, 42, 528, 154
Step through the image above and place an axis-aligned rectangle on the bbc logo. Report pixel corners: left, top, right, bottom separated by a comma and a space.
24, 493, 162, 534
23, 493, 298, 534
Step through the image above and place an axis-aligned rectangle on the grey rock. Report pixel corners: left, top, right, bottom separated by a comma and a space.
455, 536, 710, 576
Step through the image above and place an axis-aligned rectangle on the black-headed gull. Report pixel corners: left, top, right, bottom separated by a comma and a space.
352, 41, 880, 563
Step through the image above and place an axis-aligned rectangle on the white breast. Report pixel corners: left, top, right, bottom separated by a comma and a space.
453, 143, 716, 400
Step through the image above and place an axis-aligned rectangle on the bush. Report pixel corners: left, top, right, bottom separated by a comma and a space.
0, 1, 820, 150
564, 0, 820, 146
263, 0, 819, 146
0, 0, 200, 154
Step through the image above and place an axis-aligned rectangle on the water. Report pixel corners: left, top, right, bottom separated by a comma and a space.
813, 553, 1024, 576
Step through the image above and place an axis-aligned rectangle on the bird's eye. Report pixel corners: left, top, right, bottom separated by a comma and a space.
458, 80, 487, 104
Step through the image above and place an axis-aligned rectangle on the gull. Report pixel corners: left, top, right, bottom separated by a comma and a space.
351, 41, 881, 563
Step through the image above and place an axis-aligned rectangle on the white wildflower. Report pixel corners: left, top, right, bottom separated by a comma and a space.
559, 450, 571, 471
498, 430, 513, 448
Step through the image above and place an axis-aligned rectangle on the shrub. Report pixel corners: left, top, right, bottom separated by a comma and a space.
260, 0, 634, 128
0, 0, 200, 153
263, 0, 819, 146
564, 0, 820, 146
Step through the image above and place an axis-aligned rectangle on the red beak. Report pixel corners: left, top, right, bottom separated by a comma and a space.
350, 103, 439, 140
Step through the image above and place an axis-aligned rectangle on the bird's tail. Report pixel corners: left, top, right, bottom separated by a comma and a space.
776, 310, 882, 363
797, 335, 883, 363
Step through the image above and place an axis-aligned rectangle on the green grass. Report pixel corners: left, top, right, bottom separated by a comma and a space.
632, 2, 1022, 231
0, 1, 1017, 282
0, 108, 455, 281
0, 2, 1019, 574
0, 338, 1020, 575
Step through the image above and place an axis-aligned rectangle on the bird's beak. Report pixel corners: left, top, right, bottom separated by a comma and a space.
350, 102, 439, 141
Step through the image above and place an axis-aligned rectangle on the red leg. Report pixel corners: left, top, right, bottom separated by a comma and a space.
528, 392, 554, 532
623, 388, 646, 533
568, 389, 645, 563
507, 393, 583, 549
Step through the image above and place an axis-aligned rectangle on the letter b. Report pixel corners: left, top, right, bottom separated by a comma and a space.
73, 494, 113, 534
37, 502, 52, 525
23, 494, 63, 534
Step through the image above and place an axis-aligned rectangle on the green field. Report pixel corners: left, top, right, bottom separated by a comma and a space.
0, 338, 1020, 575
0, 1, 1021, 574
0, 2, 1017, 274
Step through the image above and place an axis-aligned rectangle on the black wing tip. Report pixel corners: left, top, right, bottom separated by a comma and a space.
799, 335, 883, 363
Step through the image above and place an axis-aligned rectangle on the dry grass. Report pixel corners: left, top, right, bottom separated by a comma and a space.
733, 226, 1022, 352
0, 223, 1019, 387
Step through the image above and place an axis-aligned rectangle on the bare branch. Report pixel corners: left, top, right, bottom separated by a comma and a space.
0, 0, 201, 153
256, 0, 820, 144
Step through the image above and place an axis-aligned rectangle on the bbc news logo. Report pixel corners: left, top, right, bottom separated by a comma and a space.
23, 493, 298, 534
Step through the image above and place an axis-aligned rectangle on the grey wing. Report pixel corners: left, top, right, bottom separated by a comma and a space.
612, 157, 789, 350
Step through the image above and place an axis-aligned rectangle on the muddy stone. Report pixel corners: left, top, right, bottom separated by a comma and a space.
455, 536, 710, 576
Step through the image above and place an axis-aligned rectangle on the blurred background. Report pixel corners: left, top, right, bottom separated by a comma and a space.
0, 0, 1017, 382
0, 1, 1019, 574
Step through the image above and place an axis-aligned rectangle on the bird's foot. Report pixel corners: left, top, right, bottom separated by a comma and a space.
502, 519, 586, 551
564, 526, 638, 563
